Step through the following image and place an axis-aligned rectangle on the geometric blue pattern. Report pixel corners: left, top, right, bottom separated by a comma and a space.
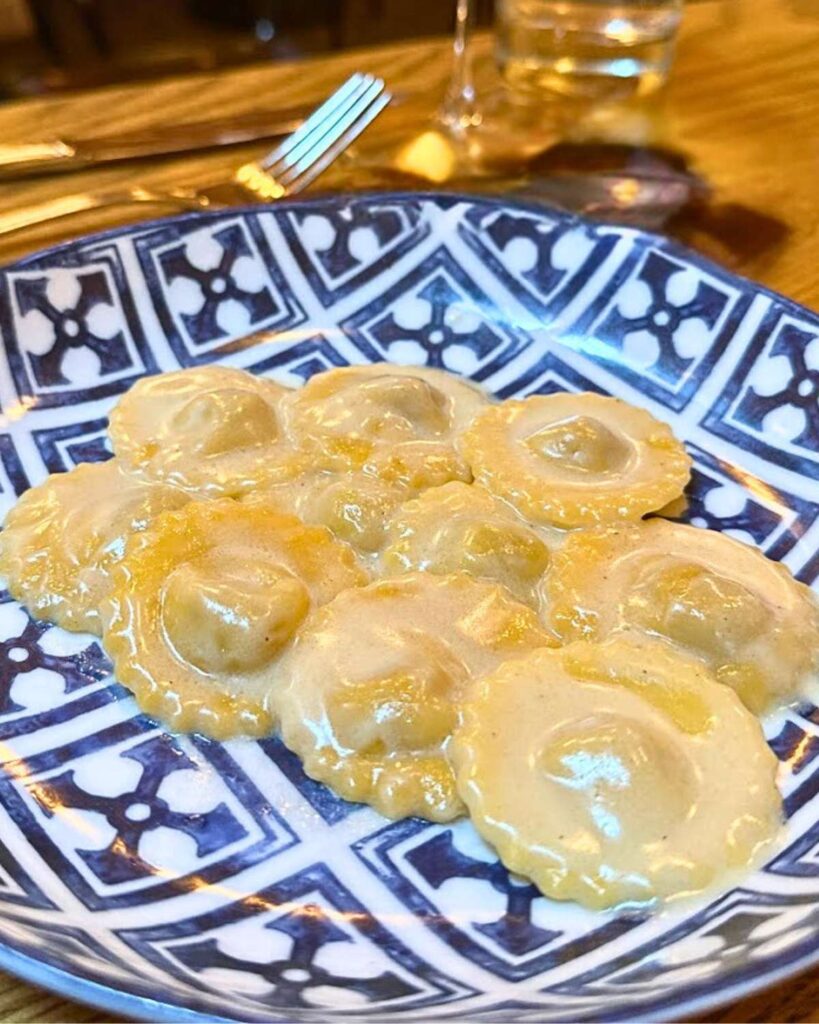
0, 435, 30, 519
119, 862, 474, 1021
0, 241, 157, 407
257, 737, 362, 825
32, 418, 112, 474
798, 549, 819, 588
0, 194, 817, 1023
773, 702, 819, 821
577, 246, 749, 410
0, 721, 297, 910
705, 308, 819, 478
134, 215, 306, 366
545, 888, 819, 1022
0, 595, 115, 743
353, 818, 645, 982
340, 247, 536, 381
0, 841, 56, 911
458, 205, 619, 323
278, 195, 430, 307
661, 442, 818, 561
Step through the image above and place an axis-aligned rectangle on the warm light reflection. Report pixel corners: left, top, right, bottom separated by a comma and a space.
34, 784, 101, 840
0, 395, 37, 425
554, 57, 577, 75
728, 464, 787, 519
0, 746, 30, 776
394, 130, 456, 184
225, 327, 320, 353
234, 162, 286, 200
611, 176, 641, 207
605, 16, 639, 44
786, 733, 813, 772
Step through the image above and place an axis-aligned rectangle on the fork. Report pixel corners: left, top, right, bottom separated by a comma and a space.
0, 73, 391, 237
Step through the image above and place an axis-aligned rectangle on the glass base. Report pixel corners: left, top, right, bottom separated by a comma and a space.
495, 0, 682, 100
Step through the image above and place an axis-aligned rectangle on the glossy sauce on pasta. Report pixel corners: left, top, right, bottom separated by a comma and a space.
0, 459, 190, 634
545, 519, 819, 712
451, 637, 781, 908
101, 498, 365, 738
109, 364, 301, 496
459, 392, 692, 527
0, 359, 811, 912
272, 572, 555, 821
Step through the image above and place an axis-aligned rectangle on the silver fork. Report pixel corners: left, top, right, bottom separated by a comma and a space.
0, 73, 390, 238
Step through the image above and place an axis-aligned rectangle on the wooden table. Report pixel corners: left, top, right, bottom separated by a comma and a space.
0, 0, 817, 1020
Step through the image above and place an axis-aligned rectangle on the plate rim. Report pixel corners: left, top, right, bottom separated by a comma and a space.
0, 940, 228, 1023
0, 921, 817, 1024
1, 190, 816, 321
0, 191, 816, 1023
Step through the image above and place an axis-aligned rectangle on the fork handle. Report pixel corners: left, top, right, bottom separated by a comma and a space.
0, 186, 214, 238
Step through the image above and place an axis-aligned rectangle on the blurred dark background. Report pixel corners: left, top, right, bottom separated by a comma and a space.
0, 0, 494, 99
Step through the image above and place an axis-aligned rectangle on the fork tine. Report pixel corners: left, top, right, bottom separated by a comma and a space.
258, 73, 374, 169
283, 90, 392, 195
262, 76, 380, 174
268, 78, 384, 181
274, 79, 389, 186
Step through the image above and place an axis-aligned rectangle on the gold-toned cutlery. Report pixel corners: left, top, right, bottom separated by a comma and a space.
0, 72, 391, 238
0, 106, 317, 181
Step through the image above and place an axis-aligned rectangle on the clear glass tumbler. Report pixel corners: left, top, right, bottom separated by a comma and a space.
496, 0, 684, 99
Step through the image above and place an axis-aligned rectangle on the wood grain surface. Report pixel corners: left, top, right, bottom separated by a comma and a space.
0, 0, 817, 1020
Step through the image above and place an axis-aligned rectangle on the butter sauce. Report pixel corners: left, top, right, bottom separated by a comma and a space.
100, 498, 365, 738
0, 360, 812, 912
109, 364, 300, 496
451, 637, 782, 909
381, 480, 554, 609
272, 572, 555, 822
0, 458, 189, 634
459, 391, 692, 527
545, 518, 819, 712
280, 362, 488, 486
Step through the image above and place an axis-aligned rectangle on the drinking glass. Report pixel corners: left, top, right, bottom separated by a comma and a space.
385, 0, 541, 180
388, 0, 486, 180
495, 0, 684, 99
438, 0, 482, 139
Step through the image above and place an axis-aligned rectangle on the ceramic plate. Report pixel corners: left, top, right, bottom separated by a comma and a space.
0, 194, 817, 1023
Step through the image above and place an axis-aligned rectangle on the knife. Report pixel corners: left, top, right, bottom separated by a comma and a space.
0, 104, 317, 181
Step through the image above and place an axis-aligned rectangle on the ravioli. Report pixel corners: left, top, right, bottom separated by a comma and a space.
382, 481, 554, 608
0, 354, 802, 913
256, 470, 410, 563
545, 518, 819, 712
0, 460, 190, 634
459, 392, 691, 527
281, 363, 488, 488
273, 572, 555, 821
108, 364, 300, 496
451, 637, 781, 909
102, 498, 366, 739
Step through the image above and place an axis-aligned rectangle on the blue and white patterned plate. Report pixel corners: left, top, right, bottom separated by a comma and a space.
0, 193, 817, 1023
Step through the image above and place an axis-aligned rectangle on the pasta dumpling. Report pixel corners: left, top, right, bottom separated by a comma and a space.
281, 363, 488, 488
459, 392, 691, 527
0, 460, 190, 634
273, 572, 555, 822
545, 519, 819, 712
450, 637, 781, 909
102, 498, 366, 739
255, 470, 410, 563
108, 365, 300, 496
382, 481, 553, 608
297, 474, 408, 559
